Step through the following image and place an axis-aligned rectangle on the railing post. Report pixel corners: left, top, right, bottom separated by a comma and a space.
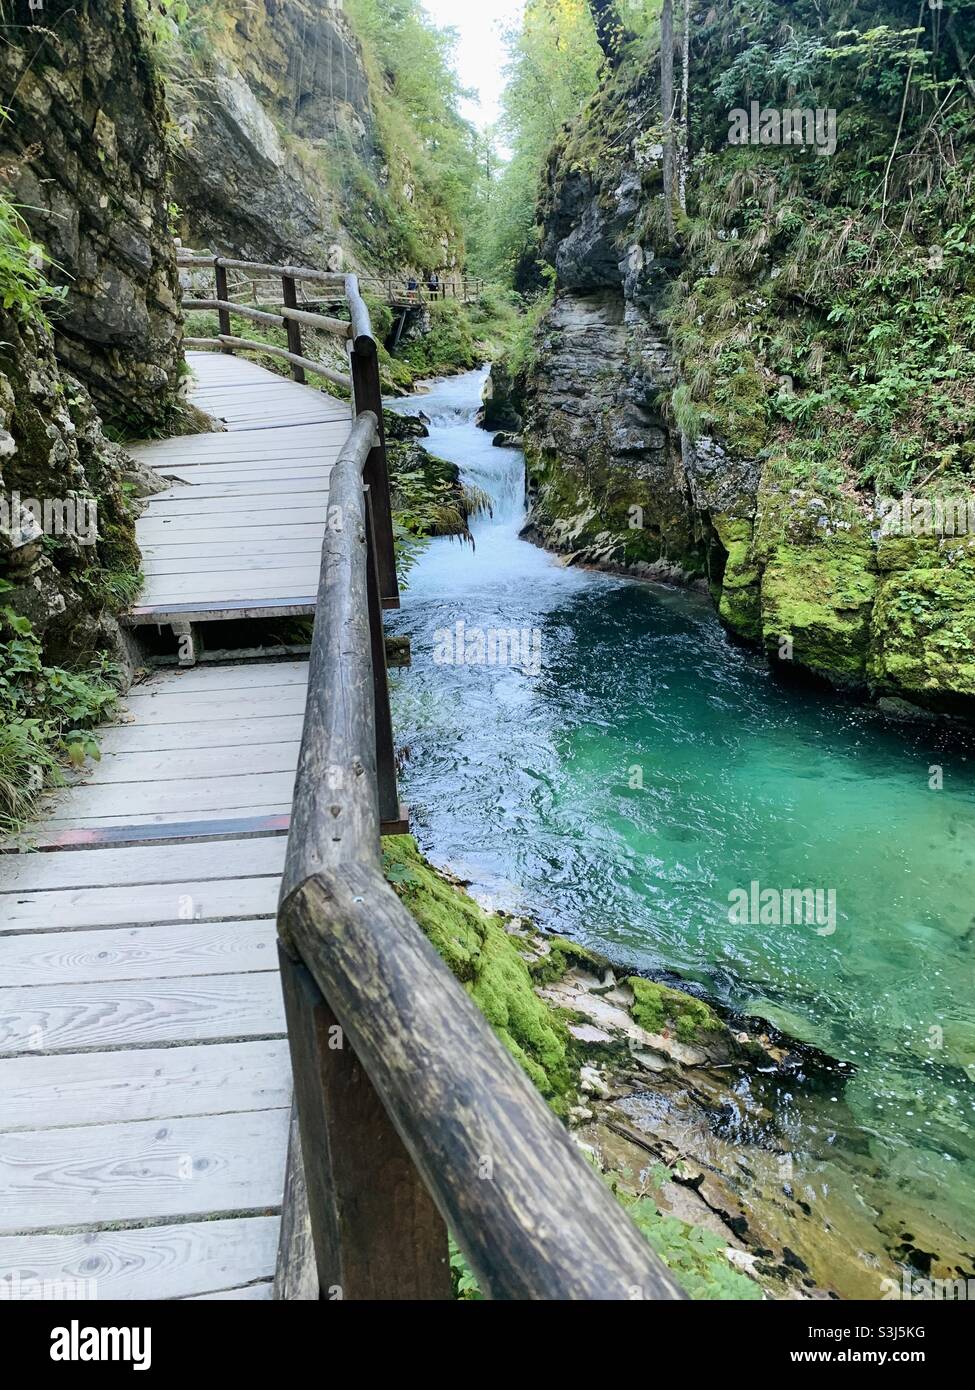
282, 275, 306, 383
214, 260, 233, 354
364, 486, 404, 832
351, 341, 399, 608
277, 940, 451, 1300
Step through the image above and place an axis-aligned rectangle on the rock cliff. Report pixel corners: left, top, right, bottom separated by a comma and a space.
518, 1, 975, 715
1, 0, 183, 430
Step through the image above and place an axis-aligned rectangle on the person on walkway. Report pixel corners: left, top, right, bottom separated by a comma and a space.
406, 274, 418, 303
427, 270, 440, 297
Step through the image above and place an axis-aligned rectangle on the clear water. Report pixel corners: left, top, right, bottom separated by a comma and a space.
387, 368, 975, 1279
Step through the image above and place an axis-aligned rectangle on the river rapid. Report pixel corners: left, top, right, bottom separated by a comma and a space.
387, 367, 975, 1293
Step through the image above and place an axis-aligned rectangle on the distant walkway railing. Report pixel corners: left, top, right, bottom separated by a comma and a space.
176, 247, 398, 609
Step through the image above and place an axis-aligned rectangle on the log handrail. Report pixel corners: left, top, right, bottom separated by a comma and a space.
274, 407, 687, 1301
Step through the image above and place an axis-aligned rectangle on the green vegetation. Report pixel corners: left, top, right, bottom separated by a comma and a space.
383, 837, 762, 1300
627, 976, 723, 1044
469, 0, 603, 284
343, 0, 483, 271
0, 586, 123, 832
0, 197, 62, 322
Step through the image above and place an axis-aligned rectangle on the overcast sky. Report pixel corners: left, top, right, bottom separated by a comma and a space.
419, 0, 526, 132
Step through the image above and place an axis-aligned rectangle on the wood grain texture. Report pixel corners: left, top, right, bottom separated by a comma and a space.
0, 1040, 291, 1130
0, 970, 285, 1054
0, 1107, 289, 1232
0, 877, 281, 933
0, 1216, 280, 1300
273, 1101, 318, 1300
277, 947, 449, 1300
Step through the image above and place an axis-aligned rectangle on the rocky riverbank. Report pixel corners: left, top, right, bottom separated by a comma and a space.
383, 835, 972, 1301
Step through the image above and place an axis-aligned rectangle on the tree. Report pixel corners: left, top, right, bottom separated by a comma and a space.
660, 0, 675, 236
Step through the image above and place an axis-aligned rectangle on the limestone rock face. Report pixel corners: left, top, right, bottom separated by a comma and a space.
0, 308, 141, 666
522, 289, 702, 582
518, 48, 975, 713
0, 0, 183, 429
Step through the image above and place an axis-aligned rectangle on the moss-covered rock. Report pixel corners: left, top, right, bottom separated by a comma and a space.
760, 537, 877, 686
627, 977, 723, 1045
382, 837, 573, 1104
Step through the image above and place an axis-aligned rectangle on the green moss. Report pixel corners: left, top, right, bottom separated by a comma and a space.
627, 977, 723, 1045
527, 935, 608, 987
382, 837, 573, 1105
711, 514, 761, 639
760, 536, 877, 685
869, 559, 975, 699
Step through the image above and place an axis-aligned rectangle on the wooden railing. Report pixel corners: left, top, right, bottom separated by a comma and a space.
272, 315, 687, 1301
176, 249, 398, 609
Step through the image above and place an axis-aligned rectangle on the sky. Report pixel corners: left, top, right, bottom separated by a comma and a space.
418, 0, 526, 133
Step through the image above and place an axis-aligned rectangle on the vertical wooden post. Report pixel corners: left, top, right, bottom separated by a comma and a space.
281, 275, 306, 383
351, 344, 399, 608
277, 942, 451, 1300
214, 261, 233, 353
364, 486, 401, 830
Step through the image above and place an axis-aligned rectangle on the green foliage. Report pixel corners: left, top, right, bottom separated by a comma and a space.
472, 0, 604, 283
0, 589, 122, 831
614, 1183, 763, 1300
397, 298, 478, 376
344, 0, 480, 271
0, 193, 62, 323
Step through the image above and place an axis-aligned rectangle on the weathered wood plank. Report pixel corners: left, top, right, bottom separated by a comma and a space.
0, 1216, 280, 1300
0, 970, 285, 1055
94, 716, 305, 755
0, 1108, 290, 1233
0, 836, 286, 893
45, 771, 297, 819
1, 919, 277, 987
0, 878, 280, 933
184, 1282, 273, 1300
79, 741, 300, 784
0, 1039, 291, 1130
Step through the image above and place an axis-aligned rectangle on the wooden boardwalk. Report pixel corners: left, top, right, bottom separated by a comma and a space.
0, 355, 332, 1300
126, 352, 351, 627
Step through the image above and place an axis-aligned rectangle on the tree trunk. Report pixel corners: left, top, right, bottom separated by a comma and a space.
661, 0, 675, 237
678, 0, 690, 213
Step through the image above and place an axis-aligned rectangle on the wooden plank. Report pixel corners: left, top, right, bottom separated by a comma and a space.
115, 688, 307, 724
129, 663, 309, 693
138, 581, 320, 607
145, 552, 322, 574
94, 716, 305, 755
152, 478, 333, 502
79, 741, 301, 784
0, 835, 285, 893
0, 877, 280, 934
139, 507, 331, 533
0, 1108, 290, 1233
1, 919, 277, 987
145, 490, 329, 516
140, 538, 323, 561
127, 599, 316, 625
0, 970, 285, 1055
0, 1216, 280, 1300
185, 1282, 273, 1300
0, 1039, 291, 1130
20, 814, 291, 848
46, 771, 297, 820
